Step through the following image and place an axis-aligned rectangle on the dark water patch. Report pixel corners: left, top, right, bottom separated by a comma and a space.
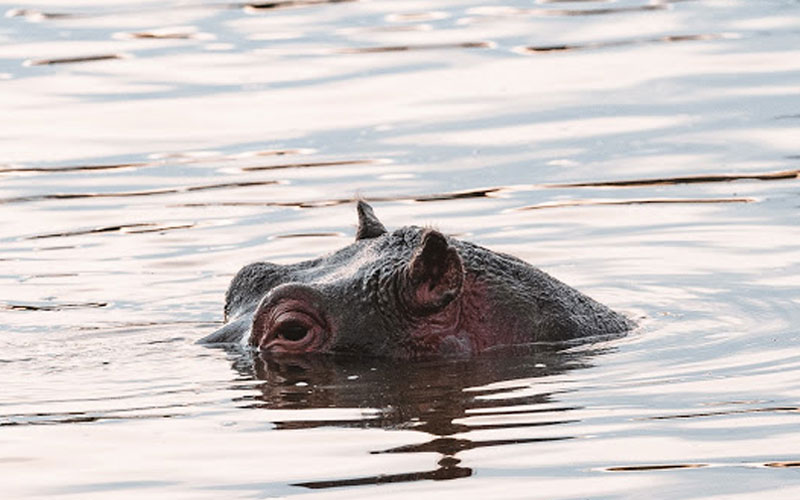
174, 186, 505, 209
539, 4, 666, 16
414, 187, 505, 202
294, 436, 574, 489
765, 461, 800, 468
28, 223, 157, 239
4, 8, 78, 20
20, 273, 80, 280
0, 395, 224, 427
165, 167, 793, 213
0, 162, 150, 175
377, 435, 573, 455
240, 0, 357, 11
271, 232, 345, 239
127, 32, 194, 40
243, 415, 382, 429
606, 463, 708, 472
150, 148, 311, 163
241, 158, 381, 172
0, 358, 33, 363
27, 246, 77, 252
471, 3, 669, 18
145, 336, 187, 345
514, 197, 754, 211
336, 42, 492, 54
294, 463, 472, 489
236, 148, 313, 158
519, 33, 726, 54
2, 302, 107, 312
76, 320, 220, 332
0, 413, 177, 427
288, 186, 504, 206
464, 418, 578, 431
0, 180, 279, 205
644, 406, 800, 421
124, 223, 196, 234
775, 114, 800, 120
547, 169, 800, 188
115, 30, 208, 40
466, 405, 582, 417
10, 382, 225, 408
701, 400, 767, 407
23, 54, 127, 67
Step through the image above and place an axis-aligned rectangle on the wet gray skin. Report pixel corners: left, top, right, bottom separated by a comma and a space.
201, 202, 634, 358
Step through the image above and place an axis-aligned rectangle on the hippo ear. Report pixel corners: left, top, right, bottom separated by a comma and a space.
356, 201, 387, 240
406, 230, 464, 314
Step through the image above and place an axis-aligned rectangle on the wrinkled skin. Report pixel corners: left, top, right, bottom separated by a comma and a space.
201, 202, 634, 358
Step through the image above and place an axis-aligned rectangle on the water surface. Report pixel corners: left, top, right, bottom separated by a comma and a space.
2, 0, 800, 498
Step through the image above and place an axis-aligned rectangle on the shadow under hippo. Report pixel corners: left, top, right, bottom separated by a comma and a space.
201, 202, 633, 358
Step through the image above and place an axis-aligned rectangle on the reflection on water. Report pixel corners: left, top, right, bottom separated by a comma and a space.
236, 346, 590, 488
2, 0, 800, 497
518, 33, 730, 54
23, 53, 127, 66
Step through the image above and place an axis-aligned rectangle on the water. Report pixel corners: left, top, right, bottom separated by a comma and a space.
1, 0, 799, 498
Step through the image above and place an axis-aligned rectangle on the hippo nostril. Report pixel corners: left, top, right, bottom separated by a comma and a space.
275, 321, 310, 342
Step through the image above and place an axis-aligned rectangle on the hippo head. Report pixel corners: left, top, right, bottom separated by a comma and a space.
203, 202, 633, 358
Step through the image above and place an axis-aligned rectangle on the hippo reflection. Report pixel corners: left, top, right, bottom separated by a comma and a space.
202, 202, 633, 357
229, 346, 595, 488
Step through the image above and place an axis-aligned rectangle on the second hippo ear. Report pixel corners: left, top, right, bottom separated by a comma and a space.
356, 201, 387, 240
406, 230, 464, 314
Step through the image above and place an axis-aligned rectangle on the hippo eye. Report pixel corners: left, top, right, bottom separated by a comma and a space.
275, 321, 310, 342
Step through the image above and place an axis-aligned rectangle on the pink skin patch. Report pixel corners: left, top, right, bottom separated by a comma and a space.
405, 274, 508, 357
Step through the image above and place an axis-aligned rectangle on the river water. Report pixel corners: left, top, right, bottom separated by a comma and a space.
1, 0, 800, 498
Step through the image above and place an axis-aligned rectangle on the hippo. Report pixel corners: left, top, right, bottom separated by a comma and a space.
201, 202, 633, 358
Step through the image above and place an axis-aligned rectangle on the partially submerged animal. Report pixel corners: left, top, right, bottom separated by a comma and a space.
201, 202, 633, 357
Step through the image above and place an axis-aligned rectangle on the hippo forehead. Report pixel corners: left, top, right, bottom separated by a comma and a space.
286, 226, 423, 283
224, 226, 430, 319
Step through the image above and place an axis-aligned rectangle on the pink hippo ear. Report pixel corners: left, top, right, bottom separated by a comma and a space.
406, 230, 464, 314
